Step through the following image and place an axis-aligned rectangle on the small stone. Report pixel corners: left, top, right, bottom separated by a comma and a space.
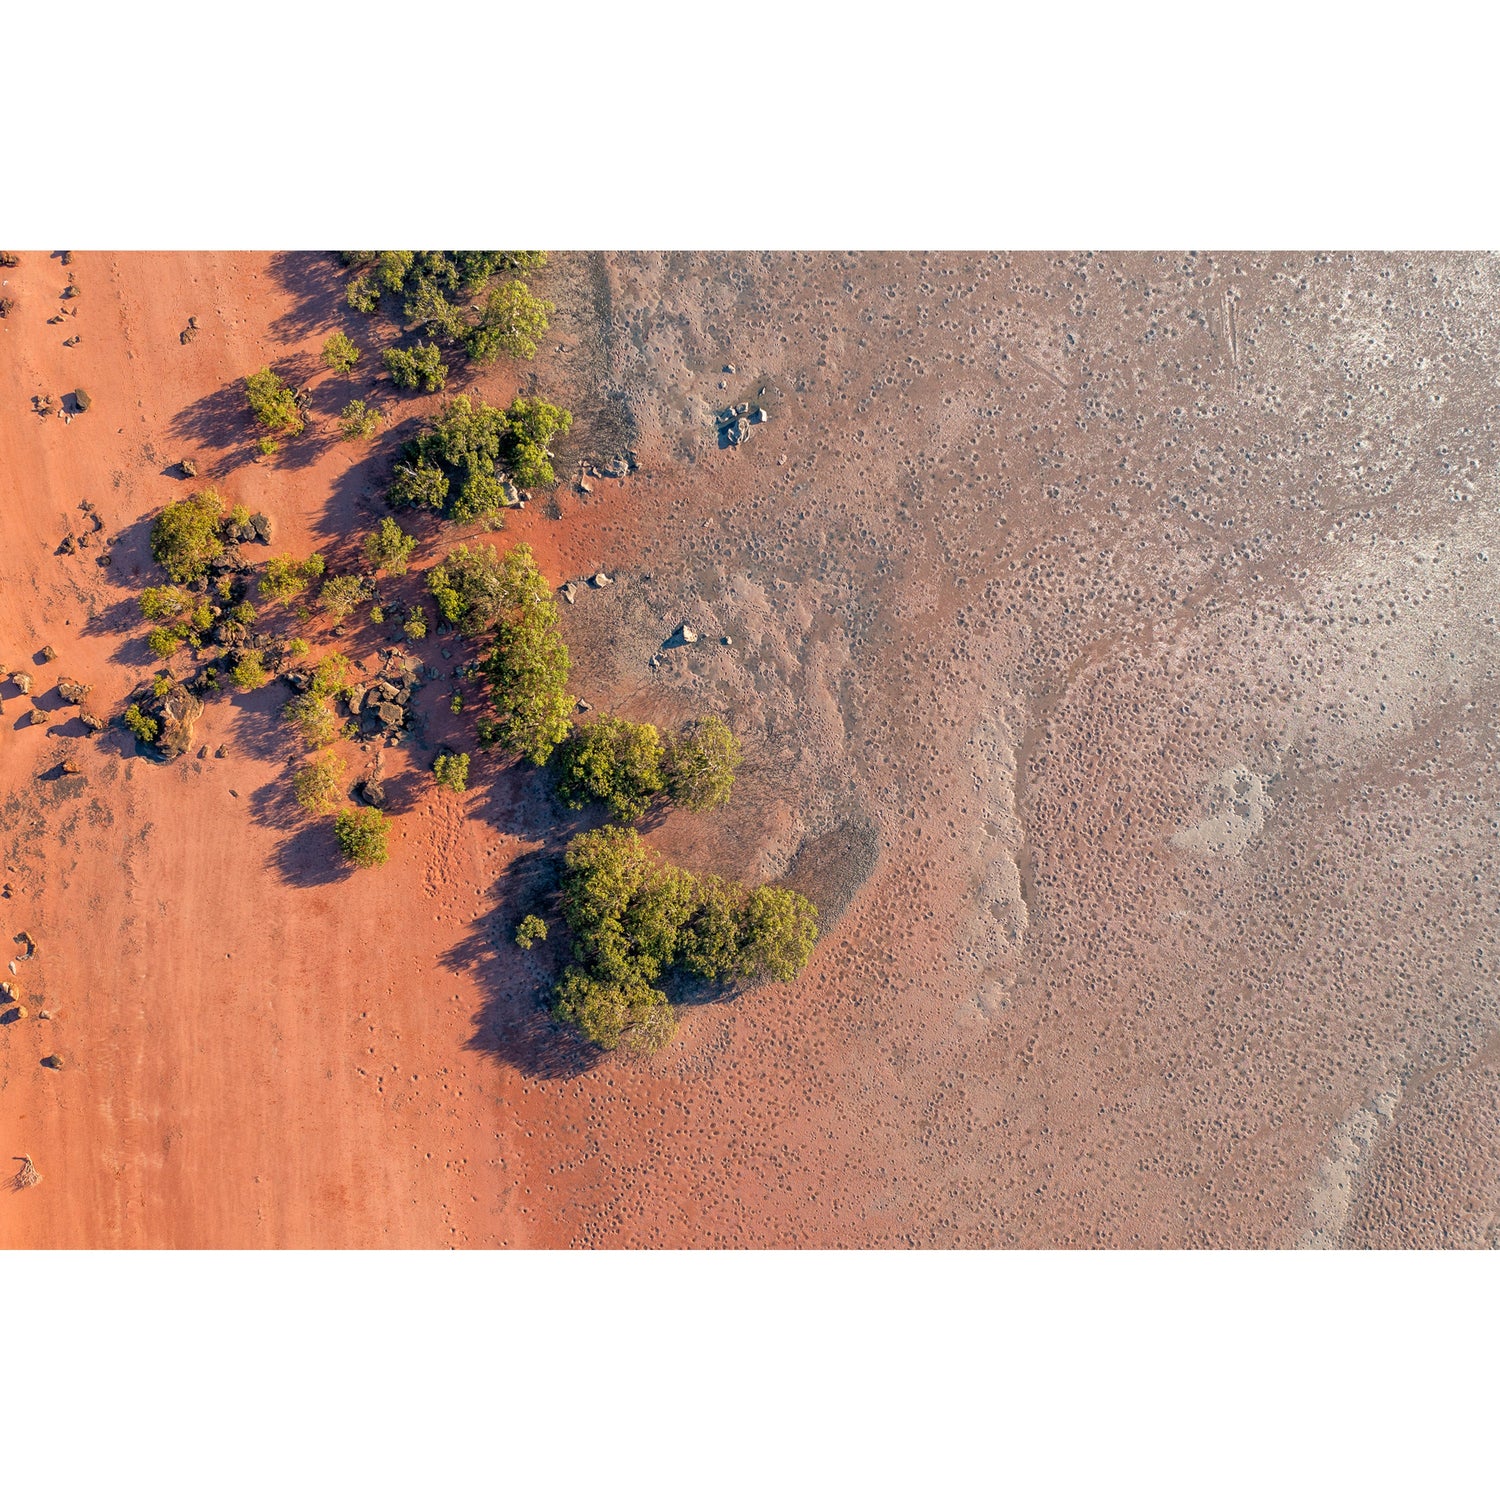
721, 635, 733, 646
188, 316, 199, 329
41, 1054, 64, 1070
680, 624, 699, 644
560, 582, 577, 604
58, 535, 77, 554
576, 699, 592, 713
40, 645, 57, 662
214, 744, 228, 758
181, 457, 198, 478
578, 480, 592, 494
592, 572, 611, 588
751, 407, 769, 423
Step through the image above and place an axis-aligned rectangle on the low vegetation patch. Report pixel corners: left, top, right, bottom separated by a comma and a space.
334, 807, 389, 869
552, 826, 819, 1054
245, 367, 305, 437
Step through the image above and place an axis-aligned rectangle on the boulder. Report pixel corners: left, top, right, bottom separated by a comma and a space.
354, 779, 386, 808
0, 1006, 25, 1025
726, 416, 751, 445
139, 682, 204, 762
373, 701, 404, 728
591, 572, 612, 588
751, 407, 769, 423
10, 671, 33, 694
560, 582, 577, 604
79, 712, 104, 734
249, 512, 274, 544
282, 670, 311, 693
56, 678, 91, 704
60, 759, 82, 776
180, 457, 198, 478
680, 623, 699, 644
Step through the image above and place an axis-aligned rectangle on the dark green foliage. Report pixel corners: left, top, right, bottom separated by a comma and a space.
502, 396, 572, 488
383, 341, 448, 393
426, 543, 510, 636
151, 488, 225, 582
363, 516, 416, 576
322, 331, 361, 374
432, 752, 470, 793
463, 281, 553, 363
555, 715, 664, 822
551, 826, 820, 1054
387, 394, 571, 521
245, 367, 305, 435
229, 648, 270, 690
334, 806, 388, 868
515, 913, 548, 949
146, 625, 184, 659
468, 544, 573, 764
343, 252, 548, 342
663, 715, 742, 812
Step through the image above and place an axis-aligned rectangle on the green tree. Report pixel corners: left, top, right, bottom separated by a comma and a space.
245, 367, 305, 436
140, 584, 195, 621
293, 752, 344, 814
151, 488, 226, 582
404, 604, 427, 640
553, 969, 676, 1055
388, 457, 450, 512
742, 886, 819, 982
363, 516, 417, 576
229, 649, 270, 690
475, 545, 573, 764
503, 396, 572, 488
383, 341, 448, 392
318, 574, 372, 623
555, 715, 665, 822
259, 552, 326, 604
433, 752, 470, 793
515, 914, 548, 949
663, 715, 742, 812
284, 694, 339, 748
308, 653, 354, 698
339, 398, 382, 440
426, 543, 509, 635
464, 280, 553, 362
334, 806, 389, 868
322, 331, 361, 374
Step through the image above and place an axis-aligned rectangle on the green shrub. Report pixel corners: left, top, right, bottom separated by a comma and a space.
383, 341, 448, 393
478, 545, 573, 764
403, 604, 427, 640
339, 398, 382, 440
663, 715, 742, 812
284, 694, 339, 748
433, 752, 470, 793
123, 703, 159, 743
294, 751, 345, 814
514, 914, 548, 949
287, 636, 310, 658
503, 396, 571, 489
742, 886, 820, 982
229, 649, 270, 690
322, 331, 361, 374
555, 715, 664, 822
369, 604, 384, 625
257, 436, 280, 457
151, 488, 225, 582
140, 584, 194, 621
387, 394, 570, 521
259, 552, 326, 604
346, 274, 380, 314
549, 826, 820, 1052
245, 367, 304, 436
426, 543, 507, 635
334, 806, 388, 868
363, 516, 416, 576
146, 625, 184, 659
464, 280, 553, 363
318, 574, 371, 623
308, 653, 354, 698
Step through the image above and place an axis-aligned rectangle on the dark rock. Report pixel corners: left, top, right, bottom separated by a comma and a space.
249, 511, 273, 544
139, 681, 203, 762
354, 779, 386, 808
40, 645, 57, 662
40, 1054, 64, 1070
283, 670, 311, 693
58, 535, 77, 554
374, 702, 404, 727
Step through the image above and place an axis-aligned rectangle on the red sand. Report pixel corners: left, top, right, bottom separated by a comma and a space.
2, 252, 1496, 1247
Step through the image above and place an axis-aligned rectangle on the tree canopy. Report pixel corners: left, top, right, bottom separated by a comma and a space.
245, 367, 305, 435
151, 488, 226, 582
555, 715, 665, 823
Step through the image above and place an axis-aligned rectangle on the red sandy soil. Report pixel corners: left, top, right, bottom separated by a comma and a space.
1, 252, 1496, 1248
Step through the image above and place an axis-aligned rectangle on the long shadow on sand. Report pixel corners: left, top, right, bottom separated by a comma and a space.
266, 252, 348, 344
